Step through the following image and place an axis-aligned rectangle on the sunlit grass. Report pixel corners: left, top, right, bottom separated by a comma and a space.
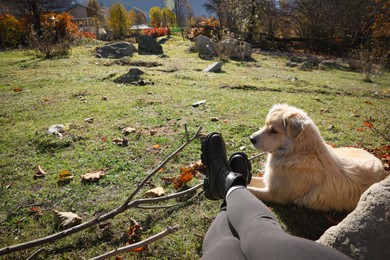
0, 35, 389, 259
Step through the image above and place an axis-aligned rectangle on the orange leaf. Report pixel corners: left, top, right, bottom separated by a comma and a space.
152, 144, 161, 149
179, 170, 193, 184
363, 120, 373, 128
29, 206, 41, 212
131, 246, 147, 252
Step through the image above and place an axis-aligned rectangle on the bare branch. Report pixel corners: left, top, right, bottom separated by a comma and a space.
26, 248, 46, 260
0, 126, 203, 256
136, 189, 204, 209
90, 226, 179, 260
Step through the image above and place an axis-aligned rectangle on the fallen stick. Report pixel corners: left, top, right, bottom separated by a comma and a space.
90, 226, 179, 260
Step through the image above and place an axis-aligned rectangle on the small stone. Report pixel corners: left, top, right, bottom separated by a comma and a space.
211, 117, 219, 122
192, 100, 206, 107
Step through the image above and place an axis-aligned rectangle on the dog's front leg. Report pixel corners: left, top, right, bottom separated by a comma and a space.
247, 186, 277, 203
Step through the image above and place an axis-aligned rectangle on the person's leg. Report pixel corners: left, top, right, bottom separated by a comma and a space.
227, 188, 351, 260
202, 210, 246, 260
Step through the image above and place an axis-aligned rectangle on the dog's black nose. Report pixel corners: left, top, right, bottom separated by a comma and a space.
250, 137, 256, 145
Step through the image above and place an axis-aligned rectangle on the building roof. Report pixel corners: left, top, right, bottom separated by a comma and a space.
130, 24, 153, 30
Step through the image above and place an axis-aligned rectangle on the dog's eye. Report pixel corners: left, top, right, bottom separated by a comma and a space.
270, 128, 278, 134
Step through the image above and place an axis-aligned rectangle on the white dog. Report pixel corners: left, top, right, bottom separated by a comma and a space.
248, 104, 387, 211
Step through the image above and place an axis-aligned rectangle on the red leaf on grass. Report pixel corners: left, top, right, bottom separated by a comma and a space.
363, 120, 373, 128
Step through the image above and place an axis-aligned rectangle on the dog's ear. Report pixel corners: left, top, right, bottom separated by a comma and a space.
284, 113, 306, 139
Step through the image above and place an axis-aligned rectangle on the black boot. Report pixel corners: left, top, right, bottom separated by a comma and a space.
201, 133, 246, 200
228, 152, 252, 184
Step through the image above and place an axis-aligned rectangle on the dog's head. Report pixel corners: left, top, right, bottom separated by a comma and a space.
250, 104, 312, 152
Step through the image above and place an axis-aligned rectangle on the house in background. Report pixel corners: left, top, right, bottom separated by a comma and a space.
67, 4, 97, 33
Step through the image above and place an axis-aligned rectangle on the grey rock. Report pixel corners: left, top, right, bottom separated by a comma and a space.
218, 38, 252, 60
194, 35, 216, 60
298, 59, 319, 70
203, 62, 223, 73
137, 35, 163, 55
286, 61, 299, 67
317, 177, 390, 260
114, 68, 145, 84
319, 60, 342, 70
96, 42, 135, 58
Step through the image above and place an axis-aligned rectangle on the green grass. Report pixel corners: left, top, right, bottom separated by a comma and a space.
0, 36, 389, 259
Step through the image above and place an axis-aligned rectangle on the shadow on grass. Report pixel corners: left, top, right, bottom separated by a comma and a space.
266, 202, 349, 240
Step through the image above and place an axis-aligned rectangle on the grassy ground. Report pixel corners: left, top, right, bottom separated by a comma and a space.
0, 35, 389, 259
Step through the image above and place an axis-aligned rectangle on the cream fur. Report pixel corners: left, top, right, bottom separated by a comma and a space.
248, 104, 387, 211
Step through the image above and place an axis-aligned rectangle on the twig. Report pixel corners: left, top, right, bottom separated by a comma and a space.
0, 126, 203, 256
135, 189, 204, 209
368, 123, 390, 142
90, 226, 179, 260
26, 247, 46, 260
249, 152, 266, 161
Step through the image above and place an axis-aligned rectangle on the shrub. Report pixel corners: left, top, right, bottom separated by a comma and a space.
187, 17, 220, 40
143, 27, 170, 38
28, 13, 93, 59
0, 14, 24, 49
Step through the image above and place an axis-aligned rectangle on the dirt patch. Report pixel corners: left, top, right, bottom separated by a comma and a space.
220, 84, 258, 91
100, 60, 162, 67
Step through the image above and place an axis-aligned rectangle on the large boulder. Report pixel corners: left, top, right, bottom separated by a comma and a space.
96, 42, 135, 58
137, 35, 163, 55
317, 176, 390, 260
218, 38, 252, 60
194, 35, 216, 60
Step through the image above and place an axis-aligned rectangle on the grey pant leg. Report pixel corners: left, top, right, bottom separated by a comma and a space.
202, 210, 246, 260
226, 188, 351, 260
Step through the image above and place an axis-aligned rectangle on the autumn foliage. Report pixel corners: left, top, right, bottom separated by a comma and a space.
143, 27, 171, 39
0, 14, 25, 48
0, 12, 95, 51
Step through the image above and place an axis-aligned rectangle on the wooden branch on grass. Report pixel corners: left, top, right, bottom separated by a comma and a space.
0, 125, 203, 256
90, 226, 179, 260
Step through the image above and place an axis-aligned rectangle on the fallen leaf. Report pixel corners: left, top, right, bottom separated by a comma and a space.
145, 187, 166, 197
102, 96, 109, 100
5, 182, 13, 189
126, 218, 147, 252
179, 168, 193, 183
152, 144, 161, 149
112, 137, 128, 146
363, 120, 373, 128
101, 137, 107, 141
81, 170, 105, 182
123, 127, 136, 135
14, 87, 23, 92
29, 206, 43, 218
34, 165, 47, 179
53, 210, 82, 229
211, 117, 219, 122
58, 170, 74, 181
